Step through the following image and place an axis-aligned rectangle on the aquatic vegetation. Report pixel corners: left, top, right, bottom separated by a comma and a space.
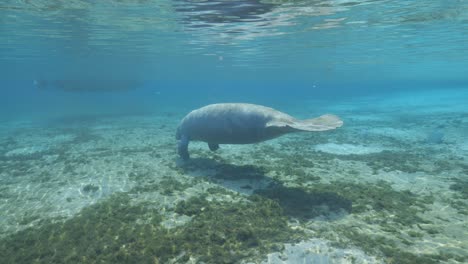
82, 183, 99, 194
159, 177, 193, 195
175, 194, 302, 263
426, 129, 445, 144
130, 177, 192, 195
255, 185, 351, 220
18, 213, 41, 226
0, 191, 302, 263
67, 129, 102, 145
449, 178, 468, 215
448, 199, 468, 215
325, 150, 424, 173
0, 193, 163, 263
244, 173, 444, 262
450, 178, 468, 199
319, 180, 433, 226
325, 227, 466, 264
253, 179, 433, 226
258, 140, 428, 177
213, 164, 267, 180
175, 195, 210, 216
127, 169, 153, 182
263, 140, 426, 175
0, 109, 466, 263
0, 186, 9, 199
296, 179, 463, 263
364, 151, 422, 173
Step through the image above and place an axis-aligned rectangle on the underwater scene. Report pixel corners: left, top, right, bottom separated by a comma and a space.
1, 0, 467, 263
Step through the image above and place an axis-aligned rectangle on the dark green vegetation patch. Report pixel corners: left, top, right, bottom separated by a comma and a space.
450, 178, 468, 199
325, 227, 467, 264
0, 192, 301, 263
297, 180, 455, 263
310, 180, 434, 226
448, 178, 468, 215
255, 180, 433, 226
330, 150, 424, 174
175, 195, 302, 262
255, 185, 351, 220
130, 177, 192, 195
213, 164, 267, 180
82, 184, 99, 194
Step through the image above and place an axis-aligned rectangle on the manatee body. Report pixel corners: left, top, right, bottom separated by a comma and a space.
176, 103, 343, 160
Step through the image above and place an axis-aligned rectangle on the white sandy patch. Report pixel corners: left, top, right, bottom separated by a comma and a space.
460, 141, 468, 152
347, 114, 387, 122
49, 134, 76, 144
314, 143, 384, 155
3, 133, 75, 157
259, 238, 380, 264
457, 140, 468, 157
5, 146, 49, 157
368, 127, 425, 142
91, 124, 116, 131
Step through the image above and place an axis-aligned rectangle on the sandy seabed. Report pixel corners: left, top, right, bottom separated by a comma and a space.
1, 89, 467, 263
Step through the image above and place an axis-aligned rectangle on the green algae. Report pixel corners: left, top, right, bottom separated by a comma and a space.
159, 177, 193, 195
271, 154, 317, 174
256, 143, 426, 177
292, 179, 456, 263
449, 199, 468, 215
180, 156, 437, 260
213, 164, 267, 180
82, 184, 99, 194
175, 195, 209, 216
175, 194, 302, 263
130, 177, 192, 195
265, 147, 422, 174
448, 178, 468, 215
259, 139, 426, 174
336, 150, 424, 173
450, 178, 468, 199
254, 179, 432, 227
307, 180, 434, 226
0, 192, 302, 263
0, 146, 448, 264
18, 214, 41, 226
0, 193, 164, 263
249, 177, 440, 261
255, 185, 351, 220
324, 227, 467, 264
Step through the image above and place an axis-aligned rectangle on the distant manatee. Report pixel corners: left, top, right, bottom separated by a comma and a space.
176, 103, 343, 160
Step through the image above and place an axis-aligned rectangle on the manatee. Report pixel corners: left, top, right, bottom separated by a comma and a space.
176, 103, 343, 160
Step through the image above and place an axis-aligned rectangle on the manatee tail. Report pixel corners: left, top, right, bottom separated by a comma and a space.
290, 114, 343, 131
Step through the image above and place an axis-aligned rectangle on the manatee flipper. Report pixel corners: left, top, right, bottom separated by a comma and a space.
178, 135, 190, 160
267, 114, 343, 132
208, 143, 219, 151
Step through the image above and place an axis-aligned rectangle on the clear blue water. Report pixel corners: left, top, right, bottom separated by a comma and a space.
1, 0, 468, 263
1, 0, 467, 120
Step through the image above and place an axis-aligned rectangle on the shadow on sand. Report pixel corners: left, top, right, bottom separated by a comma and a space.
179, 157, 351, 221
